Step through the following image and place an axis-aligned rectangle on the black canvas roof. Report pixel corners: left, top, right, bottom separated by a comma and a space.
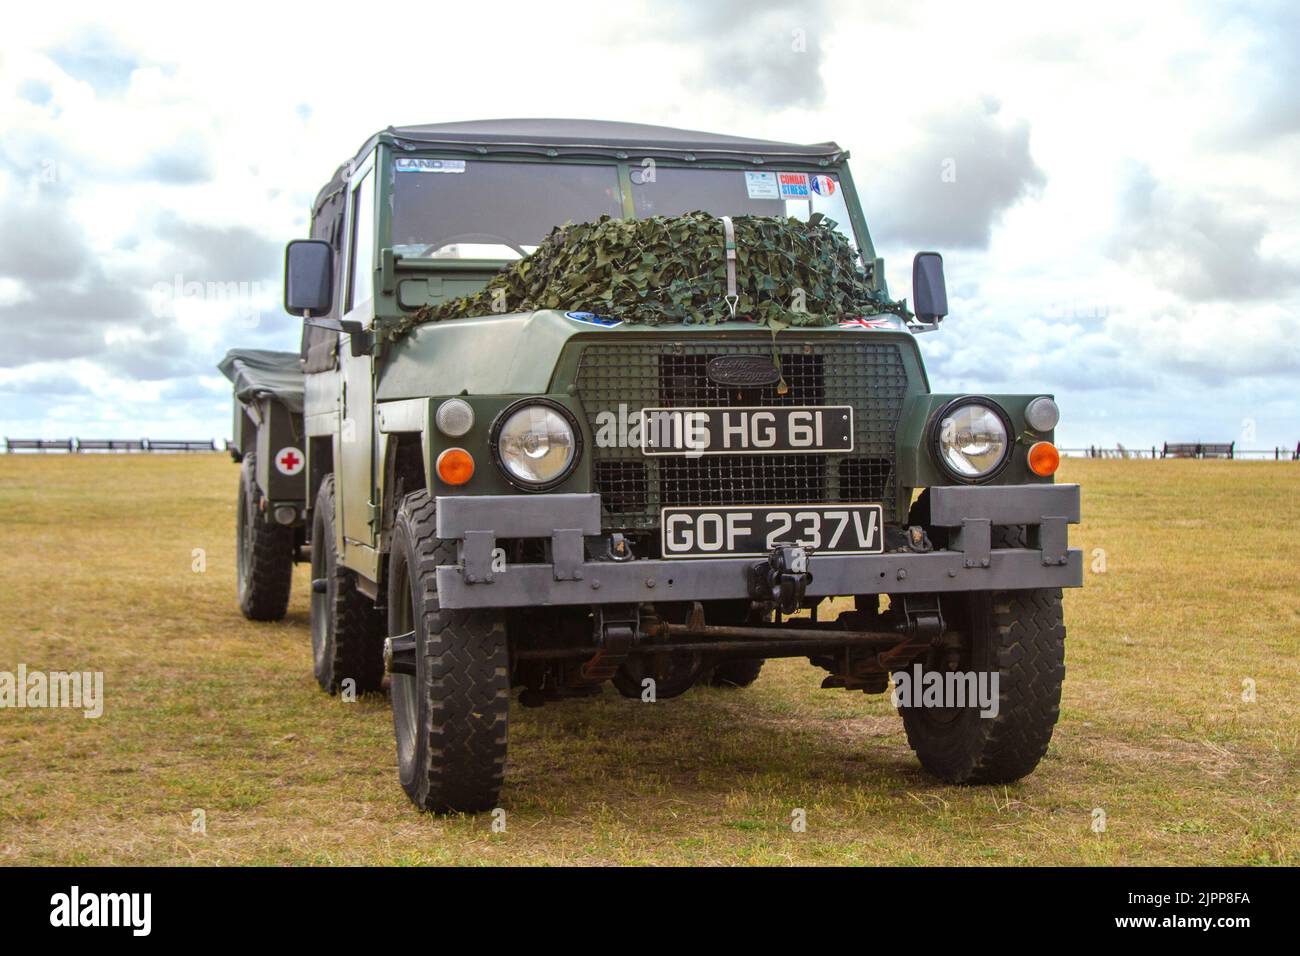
387, 118, 842, 156
315, 119, 844, 213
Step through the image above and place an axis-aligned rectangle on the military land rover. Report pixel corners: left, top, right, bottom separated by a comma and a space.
221, 120, 1082, 813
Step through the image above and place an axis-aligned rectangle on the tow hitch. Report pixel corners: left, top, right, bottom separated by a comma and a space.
749, 543, 813, 614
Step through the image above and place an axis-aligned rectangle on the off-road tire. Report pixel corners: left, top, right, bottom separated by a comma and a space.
236, 453, 293, 621
310, 475, 384, 694
388, 490, 509, 813
708, 657, 764, 688
900, 588, 1065, 784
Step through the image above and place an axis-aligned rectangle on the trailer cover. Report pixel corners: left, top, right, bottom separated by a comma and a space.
218, 349, 305, 414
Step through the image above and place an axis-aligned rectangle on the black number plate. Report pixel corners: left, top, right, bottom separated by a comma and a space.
660, 503, 884, 559
640, 406, 854, 456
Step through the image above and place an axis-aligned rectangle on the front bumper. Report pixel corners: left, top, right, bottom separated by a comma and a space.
433, 485, 1082, 610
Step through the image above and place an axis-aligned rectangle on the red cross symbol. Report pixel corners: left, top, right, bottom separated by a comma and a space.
275, 447, 304, 475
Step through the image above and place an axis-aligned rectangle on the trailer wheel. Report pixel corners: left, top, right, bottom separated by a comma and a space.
236, 453, 293, 621
701, 601, 765, 688
708, 657, 765, 688
612, 651, 703, 700
310, 475, 384, 695
899, 589, 1065, 784
388, 490, 509, 813
612, 603, 706, 700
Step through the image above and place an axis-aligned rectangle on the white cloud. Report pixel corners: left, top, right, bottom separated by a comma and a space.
0, 0, 1296, 450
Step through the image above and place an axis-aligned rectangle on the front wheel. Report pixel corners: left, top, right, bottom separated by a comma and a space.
899, 589, 1065, 784
388, 491, 509, 813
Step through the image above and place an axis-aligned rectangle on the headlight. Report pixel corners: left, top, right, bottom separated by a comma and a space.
1025, 396, 1060, 432
933, 398, 1012, 481
491, 400, 580, 489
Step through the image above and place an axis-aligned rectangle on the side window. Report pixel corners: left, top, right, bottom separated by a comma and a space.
346, 168, 375, 312
300, 195, 345, 367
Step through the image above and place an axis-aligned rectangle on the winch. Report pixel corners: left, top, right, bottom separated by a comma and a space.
748, 543, 814, 614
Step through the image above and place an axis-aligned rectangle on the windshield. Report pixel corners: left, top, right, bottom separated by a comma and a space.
391, 159, 859, 260
391, 160, 625, 260
630, 167, 857, 248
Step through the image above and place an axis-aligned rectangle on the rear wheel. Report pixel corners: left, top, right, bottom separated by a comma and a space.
236, 453, 293, 621
388, 491, 509, 813
310, 475, 384, 694
899, 588, 1065, 784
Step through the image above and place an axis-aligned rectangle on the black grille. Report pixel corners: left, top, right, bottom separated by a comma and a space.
839, 457, 895, 502
593, 460, 648, 515
656, 351, 826, 406
660, 455, 829, 508
574, 339, 908, 530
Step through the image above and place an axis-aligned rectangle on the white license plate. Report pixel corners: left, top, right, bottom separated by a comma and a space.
660, 504, 884, 559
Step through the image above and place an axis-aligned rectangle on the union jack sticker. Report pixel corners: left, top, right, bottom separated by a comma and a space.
838, 317, 898, 330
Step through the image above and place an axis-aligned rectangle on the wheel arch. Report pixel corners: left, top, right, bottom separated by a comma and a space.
381, 431, 428, 553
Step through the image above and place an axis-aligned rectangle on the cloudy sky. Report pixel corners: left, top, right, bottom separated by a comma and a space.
2, 0, 1297, 450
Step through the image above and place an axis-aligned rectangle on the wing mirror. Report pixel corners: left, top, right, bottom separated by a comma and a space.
284, 239, 333, 316
912, 251, 948, 324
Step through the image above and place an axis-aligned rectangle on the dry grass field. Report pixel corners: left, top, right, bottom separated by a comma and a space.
0, 454, 1296, 865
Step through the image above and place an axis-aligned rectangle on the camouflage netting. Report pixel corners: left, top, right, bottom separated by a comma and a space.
392, 212, 908, 336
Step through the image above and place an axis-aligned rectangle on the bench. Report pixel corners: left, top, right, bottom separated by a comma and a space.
75, 439, 147, 453
144, 440, 218, 452
4, 438, 73, 453
1161, 442, 1234, 459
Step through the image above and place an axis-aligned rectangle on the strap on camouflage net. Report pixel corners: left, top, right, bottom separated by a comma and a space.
721, 215, 739, 319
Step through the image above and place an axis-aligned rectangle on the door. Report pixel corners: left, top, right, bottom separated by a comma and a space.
338, 151, 379, 570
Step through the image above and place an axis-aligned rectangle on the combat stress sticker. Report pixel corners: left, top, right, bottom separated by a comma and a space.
778, 172, 810, 198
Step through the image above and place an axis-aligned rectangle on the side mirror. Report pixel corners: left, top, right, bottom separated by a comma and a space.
912, 251, 948, 324
284, 239, 333, 316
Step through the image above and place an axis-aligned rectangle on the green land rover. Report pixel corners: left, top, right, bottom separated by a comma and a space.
221, 119, 1081, 813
